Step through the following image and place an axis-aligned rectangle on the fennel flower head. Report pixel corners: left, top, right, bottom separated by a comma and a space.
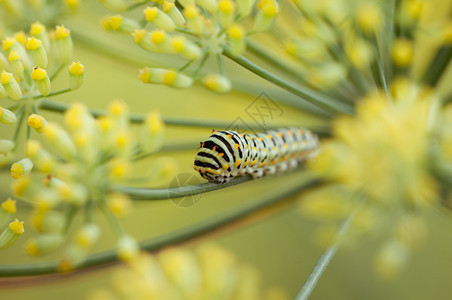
0, 23, 85, 169
292, 0, 452, 279
13, 101, 173, 270
100, 0, 280, 93
88, 244, 288, 300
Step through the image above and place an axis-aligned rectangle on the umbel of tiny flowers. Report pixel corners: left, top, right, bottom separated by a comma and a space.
99, 0, 280, 93
300, 80, 445, 279
0, 23, 86, 170
14, 100, 172, 270
87, 243, 289, 300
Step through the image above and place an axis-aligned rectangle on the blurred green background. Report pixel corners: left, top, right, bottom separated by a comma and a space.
1, 1, 452, 299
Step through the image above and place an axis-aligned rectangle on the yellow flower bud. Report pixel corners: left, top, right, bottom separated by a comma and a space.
202, 74, 231, 93
163, 1, 186, 27
1, 71, 22, 100
0, 219, 24, 250
54, 25, 73, 64
172, 36, 202, 59
31, 67, 51, 96
0, 106, 17, 124
28, 114, 47, 133
8, 50, 24, 79
0, 140, 14, 155
184, 5, 204, 34
254, 1, 278, 31
196, 0, 217, 13
109, 15, 139, 33
139, 67, 193, 88
42, 122, 77, 159
26, 37, 48, 68
144, 7, 176, 31
219, 0, 235, 28
391, 39, 413, 67
0, 198, 16, 228
227, 25, 246, 55
26, 234, 64, 256
30, 22, 50, 52
11, 158, 33, 179
107, 193, 132, 216
117, 235, 139, 261
68, 62, 85, 90
75, 223, 100, 249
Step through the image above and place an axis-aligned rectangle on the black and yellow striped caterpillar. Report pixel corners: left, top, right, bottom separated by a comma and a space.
193, 128, 319, 183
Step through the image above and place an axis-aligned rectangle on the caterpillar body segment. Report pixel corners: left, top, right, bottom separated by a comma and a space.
193, 127, 319, 183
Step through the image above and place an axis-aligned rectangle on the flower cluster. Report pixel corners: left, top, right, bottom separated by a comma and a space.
287, 0, 452, 279
283, 0, 450, 94
0, 23, 85, 169
300, 80, 445, 279
99, 0, 280, 93
88, 243, 288, 300
12, 101, 171, 270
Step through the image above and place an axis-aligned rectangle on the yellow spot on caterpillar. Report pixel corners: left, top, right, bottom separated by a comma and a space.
201, 170, 206, 173
212, 129, 217, 133
253, 146, 257, 151
263, 149, 267, 152
240, 134, 244, 137
212, 146, 217, 151
270, 159, 276, 165
244, 159, 249, 167
235, 160, 242, 167
293, 142, 297, 146
223, 163, 229, 170
235, 143, 239, 149
283, 143, 288, 148
277, 132, 283, 137
267, 135, 272, 139
245, 144, 249, 149
227, 134, 232, 139
219, 153, 224, 157
250, 160, 257, 166
215, 170, 221, 174
281, 156, 287, 162
273, 146, 277, 151
288, 130, 293, 135
249, 137, 253, 140
201, 143, 205, 147
258, 137, 263, 141
298, 129, 303, 134
258, 161, 265, 167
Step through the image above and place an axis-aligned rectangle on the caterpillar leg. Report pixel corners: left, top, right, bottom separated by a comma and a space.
250, 169, 264, 180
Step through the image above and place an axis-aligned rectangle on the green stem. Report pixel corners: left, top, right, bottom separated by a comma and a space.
422, 45, 452, 87
38, 98, 312, 130
222, 47, 354, 115
0, 177, 320, 277
33, 88, 71, 100
217, 53, 226, 76
192, 53, 210, 78
246, 40, 307, 81
294, 195, 365, 300
12, 106, 25, 148
100, 201, 125, 237
50, 64, 65, 81
115, 175, 253, 200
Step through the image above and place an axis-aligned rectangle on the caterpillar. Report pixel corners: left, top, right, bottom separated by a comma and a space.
193, 127, 319, 183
